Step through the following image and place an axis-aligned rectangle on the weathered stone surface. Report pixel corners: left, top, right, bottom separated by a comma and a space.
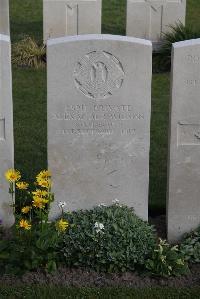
0, 0, 10, 35
47, 34, 152, 220
0, 35, 14, 227
126, 0, 186, 44
43, 0, 102, 42
168, 38, 200, 242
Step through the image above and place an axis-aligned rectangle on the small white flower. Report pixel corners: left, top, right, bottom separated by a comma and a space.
58, 201, 66, 209
94, 222, 104, 233
98, 203, 106, 207
112, 198, 119, 204
99, 223, 104, 230
94, 222, 99, 228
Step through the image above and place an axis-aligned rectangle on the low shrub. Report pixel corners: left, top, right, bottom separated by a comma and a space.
154, 22, 200, 72
180, 227, 200, 264
145, 238, 189, 277
62, 203, 156, 273
12, 36, 46, 69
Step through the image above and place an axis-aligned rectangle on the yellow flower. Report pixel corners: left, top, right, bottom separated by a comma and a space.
5, 169, 21, 183
32, 196, 49, 209
36, 170, 52, 189
32, 189, 48, 197
56, 219, 69, 232
16, 181, 29, 190
21, 206, 32, 214
36, 170, 51, 182
37, 179, 52, 189
19, 219, 31, 230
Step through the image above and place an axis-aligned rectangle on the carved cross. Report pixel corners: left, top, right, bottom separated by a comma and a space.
66, 1, 96, 35
143, 0, 184, 39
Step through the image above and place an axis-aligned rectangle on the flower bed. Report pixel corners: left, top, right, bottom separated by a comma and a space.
0, 169, 199, 281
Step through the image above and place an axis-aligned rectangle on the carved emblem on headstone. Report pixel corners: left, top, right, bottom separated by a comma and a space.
74, 51, 125, 100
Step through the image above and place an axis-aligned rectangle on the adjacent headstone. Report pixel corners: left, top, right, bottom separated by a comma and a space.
47, 34, 152, 221
168, 38, 200, 242
0, 0, 10, 35
126, 0, 186, 48
0, 35, 14, 227
43, 0, 102, 42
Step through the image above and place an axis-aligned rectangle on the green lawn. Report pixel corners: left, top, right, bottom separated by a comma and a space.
13, 67, 47, 183
9, 0, 200, 211
10, 0, 43, 42
1, 286, 200, 299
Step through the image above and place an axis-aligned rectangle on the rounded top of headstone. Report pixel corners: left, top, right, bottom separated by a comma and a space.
47, 34, 152, 47
173, 38, 200, 49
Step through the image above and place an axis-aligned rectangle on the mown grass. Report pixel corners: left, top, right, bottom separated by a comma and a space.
1, 286, 200, 299
12, 67, 47, 182
9, 0, 200, 211
186, 0, 200, 30
150, 74, 170, 212
10, 0, 42, 42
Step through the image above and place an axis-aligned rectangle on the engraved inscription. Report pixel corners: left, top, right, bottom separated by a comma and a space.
178, 122, 200, 145
186, 79, 200, 86
56, 129, 114, 136
188, 215, 200, 221
51, 103, 144, 137
74, 51, 125, 100
186, 54, 200, 64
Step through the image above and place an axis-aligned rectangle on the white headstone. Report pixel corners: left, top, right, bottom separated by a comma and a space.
0, 0, 10, 35
168, 39, 200, 242
47, 34, 152, 221
0, 35, 14, 227
43, 0, 102, 42
126, 0, 186, 46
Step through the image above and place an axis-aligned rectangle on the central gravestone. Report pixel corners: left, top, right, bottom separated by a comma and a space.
43, 0, 102, 42
47, 35, 152, 220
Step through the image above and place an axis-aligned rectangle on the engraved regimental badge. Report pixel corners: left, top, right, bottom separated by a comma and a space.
74, 51, 125, 100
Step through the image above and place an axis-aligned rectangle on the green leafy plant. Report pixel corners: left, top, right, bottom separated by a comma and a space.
154, 22, 200, 72
145, 238, 189, 277
12, 36, 46, 69
62, 203, 156, 273
0, 224, 63, 275
180, 227, 200, 263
